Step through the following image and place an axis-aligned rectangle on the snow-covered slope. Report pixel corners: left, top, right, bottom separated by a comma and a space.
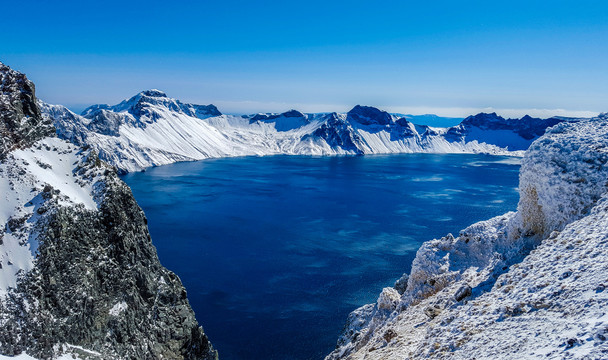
0, 137, 100, 295
0, 63, 217, 359
326, 114, 608, 359
42, 93, 577, 173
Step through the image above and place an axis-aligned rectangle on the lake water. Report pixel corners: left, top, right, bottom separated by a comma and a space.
121, 154, 521, 360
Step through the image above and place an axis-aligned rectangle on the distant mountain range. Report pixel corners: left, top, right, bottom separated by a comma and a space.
39, 90, 586, 173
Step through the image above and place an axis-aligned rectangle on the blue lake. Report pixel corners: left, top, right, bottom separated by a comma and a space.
121, 154, 521, 360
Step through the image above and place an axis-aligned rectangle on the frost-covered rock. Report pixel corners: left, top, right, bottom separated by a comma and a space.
0, 63, 217, 359
326, 114, 608, 360
518, 117, 608, 238
377, 288, 400, 311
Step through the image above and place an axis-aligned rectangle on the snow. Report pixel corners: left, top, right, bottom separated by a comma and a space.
41, 95, 554, 174
0, 354, 82, 360
0, 343, 103, 359
326, 115, 608, 359
11, 138, 97, 210
108, 301, 128, 316
0, 137, 103, 296
465, 127, 532, 151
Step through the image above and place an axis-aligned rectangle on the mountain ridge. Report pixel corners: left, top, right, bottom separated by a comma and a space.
40, 89, 588, 174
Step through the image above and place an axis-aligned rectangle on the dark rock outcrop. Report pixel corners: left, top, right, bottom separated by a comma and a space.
309, 113, 365, 153
1, 163, 217, 359
0, 63, 217, 359
347, 105, 393, 126
249, 109, 306, 122
0, 62, 54, 158
459, 112, 567, 140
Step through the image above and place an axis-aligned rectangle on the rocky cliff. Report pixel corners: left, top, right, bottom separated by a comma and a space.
326, 114, 608, 359
0, 63, 54, 158
0, 63, 217, 359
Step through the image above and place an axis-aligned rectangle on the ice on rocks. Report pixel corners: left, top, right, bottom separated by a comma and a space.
326, 115, 608, 360
377, 288, 400, 311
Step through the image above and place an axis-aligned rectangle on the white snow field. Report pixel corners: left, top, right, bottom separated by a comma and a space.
326, 115, 608, 359
0, 137, 104, 296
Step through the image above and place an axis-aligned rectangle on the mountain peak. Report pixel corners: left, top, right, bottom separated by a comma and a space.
347, 105, 393, 126
521, 114, 535, 121
140, 89, 167, 98
250, 109, 306, 122
282, 109, 305, 118
461, 112, 504, 126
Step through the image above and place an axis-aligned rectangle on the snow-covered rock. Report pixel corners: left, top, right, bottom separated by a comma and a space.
0, 62, 217, 359
41, 91, 576, 173
326, 114, 608, 359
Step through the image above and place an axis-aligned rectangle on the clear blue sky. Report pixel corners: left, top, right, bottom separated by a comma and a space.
2, 0, 607, 117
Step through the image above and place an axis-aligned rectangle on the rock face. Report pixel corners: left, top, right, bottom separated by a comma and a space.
326, 114, 608, 359
42, 93, 578, 173
310, 113, 366, 154
0, 63, 217, 359
0, 63, 54, 158
460, 112, 563, 140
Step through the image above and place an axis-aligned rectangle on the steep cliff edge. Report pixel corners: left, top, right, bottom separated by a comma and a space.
327, 114, 608, 359
0, 63, 217, 359
0, 63, 54, 158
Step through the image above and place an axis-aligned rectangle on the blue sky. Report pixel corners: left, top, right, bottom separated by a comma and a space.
2, 0, 607, 117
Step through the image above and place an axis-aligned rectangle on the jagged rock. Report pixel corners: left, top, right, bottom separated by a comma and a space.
423, 305, 442, 319
453, 284, 472, 302
382, 329, 397, 343
0, 62, 54, 159
310, 113, 365, 154
393, 273, 409, 295
460, 112, 563, 140
250, 109, 305, 121
377, 288, 400, 311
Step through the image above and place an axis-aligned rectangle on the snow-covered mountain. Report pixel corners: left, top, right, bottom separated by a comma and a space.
0, 63, 217, 359
41, 91, 579, 173
326, 113, 608, 359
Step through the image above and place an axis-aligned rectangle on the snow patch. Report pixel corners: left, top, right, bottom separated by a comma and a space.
0, 137, 105, 296
109, 301, 128, 316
